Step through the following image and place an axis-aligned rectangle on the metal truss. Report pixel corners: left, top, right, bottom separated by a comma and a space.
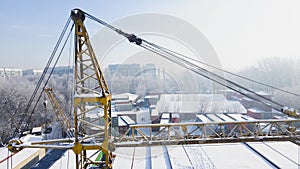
11, 119, 300, 150
115, 119, 300, 146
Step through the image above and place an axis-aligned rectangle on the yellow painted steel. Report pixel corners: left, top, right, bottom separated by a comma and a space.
71, 9, 113, 169
7, 139, 23, 153
44, 87, 72, 131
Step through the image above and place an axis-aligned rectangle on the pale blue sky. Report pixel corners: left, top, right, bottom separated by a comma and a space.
1, 0, 300, 70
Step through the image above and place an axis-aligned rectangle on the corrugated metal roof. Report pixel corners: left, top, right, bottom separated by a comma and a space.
216, 114, 235, 122
196, 114, 212, 123
196, 113, 256, 123
112, 141, 299, 169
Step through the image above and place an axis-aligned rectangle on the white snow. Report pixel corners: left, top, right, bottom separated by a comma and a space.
150, 146, 171, 169
247, 142, 299, 168
202, 143, 273, 169
113, 147, 135, 169
183, 144, 215, 168
132, 147, 151, 169
0, 148, 44, 169
167, 145, 193, 169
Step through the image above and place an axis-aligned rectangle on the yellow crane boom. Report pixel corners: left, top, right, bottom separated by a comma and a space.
44, 87, 73, 136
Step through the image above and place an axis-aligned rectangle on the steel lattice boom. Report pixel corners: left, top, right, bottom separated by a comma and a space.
115, 119, 300, 147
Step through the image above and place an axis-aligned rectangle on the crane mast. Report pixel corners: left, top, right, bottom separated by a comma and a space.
7, 9, 114, 169
71, 9, 113, 169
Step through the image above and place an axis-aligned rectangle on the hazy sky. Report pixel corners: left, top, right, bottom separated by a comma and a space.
1, 0, 300, 70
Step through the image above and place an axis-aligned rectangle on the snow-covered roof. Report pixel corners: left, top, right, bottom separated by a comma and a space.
144, 95, 159, 99
21, 134, 43, 143
15, 141, 298, 168
112, 141, 300, 169
113, 93, 139, 102
196, 113, 256, 122
31, 127, 42, 133
156, 94, 246, 114
0, 147, 45, 169
119, 116, 135, 126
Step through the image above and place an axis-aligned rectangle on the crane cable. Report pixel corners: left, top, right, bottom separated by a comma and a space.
10, 17, 73, 140
139, 42, 283, 112
84, 9, 300, 97
155, 45, 300, 97
83, 10, 286, 111
141, 40, 285, 108
20, 23, 75, 138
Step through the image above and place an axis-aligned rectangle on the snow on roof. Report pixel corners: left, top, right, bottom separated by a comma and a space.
86, 111, 102, 119
74, 93, 101, 98
206, 114, 223, 122
202, 143, 273, 169
111, 141, 299, 169
196, 113, 255, 122
246, 142, 299, 168
160, 119, 169, 124
156, 94, 246, 114
118, 117, 127, 126
119, 116, 135, 126
113, 93, 139, 102
216, 114, 235, 122
248, 108, 263, 113
226, 113, 246, 121
22, 141, 299, 169
167, 145, 192, 168
144, 95, 159, 99
161, 113, 169, 119
21, 134, 43, 143
131, 147, 151, 169
0, 148, 45, 169
32, 127, 42, 133
113, 147, 135, 169
196, 114, 211, 123
150, 146, 170, 169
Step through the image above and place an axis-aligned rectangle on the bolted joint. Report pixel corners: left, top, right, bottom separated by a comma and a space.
127, 34, 142, 45
7, 139, 23, 153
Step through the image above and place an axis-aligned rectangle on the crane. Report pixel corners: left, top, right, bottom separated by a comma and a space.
281, 107, 300, 119
7, 9, 114, 169
43, 87, 74, 138
71, 8, 113, 168
6, 8, 300, 169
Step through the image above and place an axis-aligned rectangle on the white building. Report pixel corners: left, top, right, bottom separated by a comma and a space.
156, 94, 246, 114
0, 68, 23, 77
23, 69, 43, 76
